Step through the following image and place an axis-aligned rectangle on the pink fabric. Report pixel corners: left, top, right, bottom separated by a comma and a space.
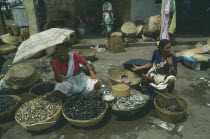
55, 53, 87, 76
161, 0, 171, 40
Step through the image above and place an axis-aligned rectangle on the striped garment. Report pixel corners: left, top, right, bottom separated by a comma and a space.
102, 2, 113, 25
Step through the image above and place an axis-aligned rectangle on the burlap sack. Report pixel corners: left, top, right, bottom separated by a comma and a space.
106, 36, 125, 53
143, 15, 161, 35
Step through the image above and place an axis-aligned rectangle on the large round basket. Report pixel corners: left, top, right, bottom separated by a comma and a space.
62, 95, 108, 127
0, 45, 17, 55
112, 89, 149, 117
29, 80, 56, 97
78, 49, 96, 61
1, 34, 19, 45
15, 97, 62, 131
154, 93, 188, 123
108, 68, 141, 87
4, 63, 40, 89
0, 95, 21, 119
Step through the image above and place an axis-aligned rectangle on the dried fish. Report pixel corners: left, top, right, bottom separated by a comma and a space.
116, 90, 147, 111
0, 96, 18, 113
16, 98, 60, 125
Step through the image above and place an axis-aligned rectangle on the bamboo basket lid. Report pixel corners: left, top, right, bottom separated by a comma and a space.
0, 44, 17, 55
121, 22, 136, 34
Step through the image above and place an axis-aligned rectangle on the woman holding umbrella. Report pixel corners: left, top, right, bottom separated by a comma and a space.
50, 43, 100, 101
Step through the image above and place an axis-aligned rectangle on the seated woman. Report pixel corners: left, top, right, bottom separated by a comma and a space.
132, 40, 177, 93
50, 43, 100, 101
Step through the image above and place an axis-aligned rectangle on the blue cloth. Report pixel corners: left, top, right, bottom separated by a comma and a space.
182, 56, 196, 63
150, 50, 177, 71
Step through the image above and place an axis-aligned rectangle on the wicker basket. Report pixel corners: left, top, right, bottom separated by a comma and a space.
62, 95, 108, 127
0, 45, 17, 55
0, 95, 21, 119
15, 97, 62, 131
154, 93, 188, 123
1, 34, 20, 45
78, 49, 96, 61
112, 89, 149, 117
29, 80, 56, 97
108, 68, 141, 87
4, 63, 40, 89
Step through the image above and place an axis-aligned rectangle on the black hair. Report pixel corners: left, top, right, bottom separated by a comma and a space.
55, 42, 69, 52
158, 39, 171, 49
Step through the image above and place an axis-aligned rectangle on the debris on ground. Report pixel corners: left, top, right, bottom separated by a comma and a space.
149, 117, 175, 131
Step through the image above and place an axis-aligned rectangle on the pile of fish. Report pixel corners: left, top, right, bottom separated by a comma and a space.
64, 93, 106, 120
116, 90, 147, 111
31, 82, 55, 96
0, 96, 18, 113
162, 104, 183, 112
16, 98, 60, 125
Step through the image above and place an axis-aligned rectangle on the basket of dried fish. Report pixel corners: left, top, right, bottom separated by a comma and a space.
62, 93, 108, 127
15, 97, 62, 131
108, 68, 141, 87
154, 93, 188, 123
0, 95, 21, 119
112, 89, 149, 117
29, 80, 56, 97
78, 49, 96, 61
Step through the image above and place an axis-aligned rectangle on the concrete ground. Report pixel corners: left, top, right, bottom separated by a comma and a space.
0, 44, 210, 139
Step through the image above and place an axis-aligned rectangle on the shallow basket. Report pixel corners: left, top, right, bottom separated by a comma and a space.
78, 49, 96, 61
154, 93, 188, 123
62, 95, 108, 127
0, 95, 21, 119
29, 80, 56, 97
15, 97, 62, 131
112, 89, 149, 117
108, 68, 141, 87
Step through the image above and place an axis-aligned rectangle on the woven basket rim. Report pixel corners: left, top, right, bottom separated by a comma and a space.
15, 96, 62, 127
2, 34, 19, 45
0, 95, 21, 117
107, 67, 141, 86
62, 95, 108, 124
29, 80, 57, 97
154, 94, 188, 114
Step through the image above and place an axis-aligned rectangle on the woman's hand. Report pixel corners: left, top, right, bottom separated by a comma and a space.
50, 59, 57, 71
131, 64, 140, 71
166, 56, 173, 67
90, 72, 100, 80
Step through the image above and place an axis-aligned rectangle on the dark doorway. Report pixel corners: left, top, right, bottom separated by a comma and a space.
176, 0, 210, 35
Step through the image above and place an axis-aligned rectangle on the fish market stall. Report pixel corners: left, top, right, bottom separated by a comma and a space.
0, 95, 21, 119
15, 97, 62, 131
29, 80, 56, 97
62, 93, 108, 127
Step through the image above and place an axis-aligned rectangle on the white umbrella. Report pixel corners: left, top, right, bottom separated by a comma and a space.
13, 28, 75, 64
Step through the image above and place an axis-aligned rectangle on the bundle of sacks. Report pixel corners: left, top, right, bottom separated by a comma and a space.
111, 15, 161, 43
175, 38, 210, 69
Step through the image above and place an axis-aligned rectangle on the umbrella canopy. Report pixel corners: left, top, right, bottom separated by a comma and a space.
13, 28, 75, 64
